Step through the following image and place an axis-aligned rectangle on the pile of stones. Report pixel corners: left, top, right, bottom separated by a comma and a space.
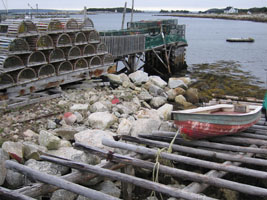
0, 70, 199, 199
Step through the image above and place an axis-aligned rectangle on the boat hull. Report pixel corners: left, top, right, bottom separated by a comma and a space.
174, 118, 260, 139
172, 104, 262, 140
226, 38, 254, 42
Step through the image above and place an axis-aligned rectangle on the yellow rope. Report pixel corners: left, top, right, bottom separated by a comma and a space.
150, 128, 180, 199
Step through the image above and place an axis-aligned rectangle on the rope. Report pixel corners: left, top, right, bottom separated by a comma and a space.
150, 128, 180, 199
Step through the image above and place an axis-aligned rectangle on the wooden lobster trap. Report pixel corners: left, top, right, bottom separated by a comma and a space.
0, 37, 30, 55
0, 55, 25, 73
0, 19, 38, 37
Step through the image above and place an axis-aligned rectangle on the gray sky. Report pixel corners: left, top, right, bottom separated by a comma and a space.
2, 0, 267, 11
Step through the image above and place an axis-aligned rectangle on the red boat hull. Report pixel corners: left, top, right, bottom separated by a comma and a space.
175, 119, 259, 140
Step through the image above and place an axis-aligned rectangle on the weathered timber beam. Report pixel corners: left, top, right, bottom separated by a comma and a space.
0, 187, 35, 200
120, 135, 267, 167
152, 49, 169, 72
252, 124, 267, 130
15, 162, 124, 197
102, 138, 267, 178
146, 132, 267, 154
209, 136, 267, 146
233, 132, 267, 140
74, 142, 267, 197
40, 154, 216, 200
5, 160, 120, 200
183, 146, 254, 193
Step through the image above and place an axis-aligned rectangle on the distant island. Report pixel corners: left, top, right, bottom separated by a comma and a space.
86, 7, 143, 13
158, 7, 267, 23
159, 7, 267, 14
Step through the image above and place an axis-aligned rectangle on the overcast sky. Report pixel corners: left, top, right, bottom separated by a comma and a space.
2, 0, 267, 11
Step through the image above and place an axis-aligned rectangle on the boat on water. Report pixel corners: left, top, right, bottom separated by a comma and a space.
172, 104, 262, 140
226, 37, 254, 42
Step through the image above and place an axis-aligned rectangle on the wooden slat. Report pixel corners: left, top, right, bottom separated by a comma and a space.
5, 160, 120, 200
40, 155, 216, 200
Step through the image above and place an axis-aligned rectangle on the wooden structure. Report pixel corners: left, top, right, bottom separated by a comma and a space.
36, 64, 56, 79
0, 17, 186, 109
14, 67, 37, 83
55, 61, 73, 75
0, 37, 30, 55
34, 19, 63, 33
3, 106, 267, 199
0, 17, 114, 106
73, 58, 88, 70
87, 30, 100, 43
82, 44, 96, 56
70, 32, 87, 45
77, 17, 94, 30
65, 46, 82, 60
26, 51, 47, 67
0, 55, 24, 72
99, 19, 187, 75
0, 19, 38, 37
60, 18, 79, 32
47, 48, 65, 63
52, 33, 72, 47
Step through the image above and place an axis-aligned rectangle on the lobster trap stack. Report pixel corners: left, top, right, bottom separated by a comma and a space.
0, 17, 115, 106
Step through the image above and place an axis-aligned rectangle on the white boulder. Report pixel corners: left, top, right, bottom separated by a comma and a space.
88, 112, 117, 130
149, 76, 167, 88
74, 129, 115, 151
129, 71, 149, 85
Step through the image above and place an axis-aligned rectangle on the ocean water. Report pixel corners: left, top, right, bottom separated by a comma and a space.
73, 13, 267, 85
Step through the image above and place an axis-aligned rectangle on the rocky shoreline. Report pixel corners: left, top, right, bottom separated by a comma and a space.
157, 13, 267, 23
0, 71, 200, 199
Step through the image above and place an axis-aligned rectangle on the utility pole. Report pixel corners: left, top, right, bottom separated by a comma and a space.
121, 2, 127, 29
1, 0, 8, 15
84, 6, 87, 20
36, 4, 38, 16
131, 0, 134, 23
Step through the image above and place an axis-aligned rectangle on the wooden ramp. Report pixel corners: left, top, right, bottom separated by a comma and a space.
2, 115, 267, 199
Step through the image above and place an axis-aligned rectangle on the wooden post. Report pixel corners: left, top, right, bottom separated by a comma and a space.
102, 138, 267, 178
121, 135, 267, 167
131, 0, 134, 23
183, 146, 255, 193
152, 49, 169, 72
121, 2, 127, 29
74, 142, 267, 197
128, 54, 136, 72
15, 162, 125, 197
147, 132, 267, 155
0, 187, 35, 200
40, 155, 216, 200
84, 6, 87, 20
121, 165, 134, 200
5, 161, 120, 200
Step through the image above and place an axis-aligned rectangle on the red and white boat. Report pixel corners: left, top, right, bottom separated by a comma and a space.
172, 104, 262, 140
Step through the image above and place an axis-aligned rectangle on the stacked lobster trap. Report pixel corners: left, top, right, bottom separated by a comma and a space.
0, 17, 115, 104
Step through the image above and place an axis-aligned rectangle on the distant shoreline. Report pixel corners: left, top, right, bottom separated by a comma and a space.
156, 13, 267, 23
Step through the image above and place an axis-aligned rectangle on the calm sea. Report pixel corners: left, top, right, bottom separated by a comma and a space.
73, 13, 267, 85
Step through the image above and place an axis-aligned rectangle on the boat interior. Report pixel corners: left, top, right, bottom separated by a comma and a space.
174, 104, 261, 115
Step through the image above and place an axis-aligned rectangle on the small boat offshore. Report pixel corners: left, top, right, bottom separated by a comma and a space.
226, 37, 254, 42
172, 104, 262, 139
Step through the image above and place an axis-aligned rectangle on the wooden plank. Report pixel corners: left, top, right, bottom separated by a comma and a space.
15, 162, 124, 197
102, 138, 267, 177
0, 187, 35, 200
40, 155, 216, 200
148, 132, 267, 154
121, 135, 267, 167
5, 160, 120, 200
183, 146, 254, 193
74, 142, 267, 197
